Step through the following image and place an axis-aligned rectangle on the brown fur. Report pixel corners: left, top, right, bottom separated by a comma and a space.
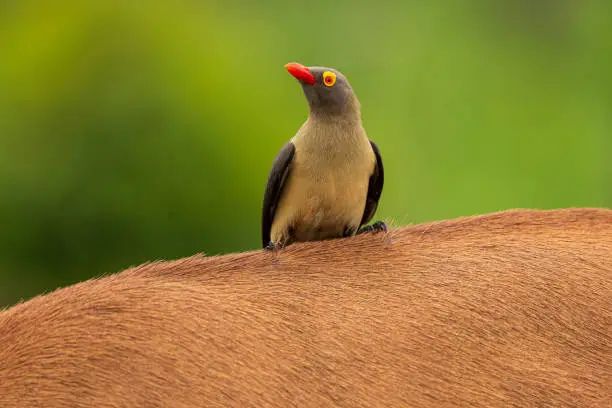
1, 208, 610, 408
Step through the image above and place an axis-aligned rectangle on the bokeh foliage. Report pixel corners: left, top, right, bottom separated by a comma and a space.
1, 0, 610, 306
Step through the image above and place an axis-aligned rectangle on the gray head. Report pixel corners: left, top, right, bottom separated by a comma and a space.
285, 62, 360, 120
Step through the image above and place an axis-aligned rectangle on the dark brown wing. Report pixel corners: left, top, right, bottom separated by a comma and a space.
360, 139, 384, 227
261, 141, 295, 248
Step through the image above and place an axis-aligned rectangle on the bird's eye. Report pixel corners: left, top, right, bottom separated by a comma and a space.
322, 71, 336, 87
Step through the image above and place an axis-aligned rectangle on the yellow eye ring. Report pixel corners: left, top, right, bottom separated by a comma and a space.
322, 71, 336, 87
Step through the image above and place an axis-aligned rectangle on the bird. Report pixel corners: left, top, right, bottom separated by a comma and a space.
261, 62, 386, 250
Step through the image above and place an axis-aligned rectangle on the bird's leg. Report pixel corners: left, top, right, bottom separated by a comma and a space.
357, 221, 387, 235
343, 226, 357, 237
265, 230, 293, 251
265, 239, 288, 251
264, 241, 279, 251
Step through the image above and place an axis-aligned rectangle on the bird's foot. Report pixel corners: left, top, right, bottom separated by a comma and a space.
343, 226, 357, 238
357, 221, 387, 235
264, 241, 285, 251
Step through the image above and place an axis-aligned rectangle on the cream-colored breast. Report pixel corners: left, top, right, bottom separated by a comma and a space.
270, 120, 376, 243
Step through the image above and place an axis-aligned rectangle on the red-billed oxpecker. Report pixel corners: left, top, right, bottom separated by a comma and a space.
262, 63, 385, 249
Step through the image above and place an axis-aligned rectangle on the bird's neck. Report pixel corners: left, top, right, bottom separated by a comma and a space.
309, 110, 361, 125
294, 115, 367, 154
308, 96, 362, 124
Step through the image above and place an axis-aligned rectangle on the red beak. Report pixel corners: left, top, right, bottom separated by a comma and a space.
285, 62, 316, 85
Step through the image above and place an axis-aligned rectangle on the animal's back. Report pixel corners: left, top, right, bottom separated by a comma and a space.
0, 208, 610, 408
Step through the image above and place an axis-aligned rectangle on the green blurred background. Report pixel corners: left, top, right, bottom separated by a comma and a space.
0, 1, 610, 307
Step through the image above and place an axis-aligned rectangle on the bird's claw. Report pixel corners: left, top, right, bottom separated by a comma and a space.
357, 221, 387, 235
265, 241, 285, 251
